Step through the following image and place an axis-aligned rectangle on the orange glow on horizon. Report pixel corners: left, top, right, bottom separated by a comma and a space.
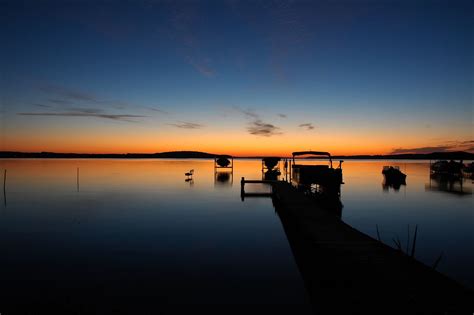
3, 124, 472, 157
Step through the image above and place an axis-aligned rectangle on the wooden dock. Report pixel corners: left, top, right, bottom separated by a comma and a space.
241, 178, 473, 314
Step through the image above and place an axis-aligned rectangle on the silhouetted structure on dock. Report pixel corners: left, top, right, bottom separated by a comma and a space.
291, 151, 343, 196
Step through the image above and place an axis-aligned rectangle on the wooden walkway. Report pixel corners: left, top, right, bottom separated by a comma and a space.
242, 178, 473, 314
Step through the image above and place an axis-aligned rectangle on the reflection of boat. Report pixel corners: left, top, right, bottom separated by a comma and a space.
262, 157, 281, 180
430, 160, 463, 177
382, 166, 406, 191
291, 151, 343, 195
425, 174, 472, 196
214, 171, 233, 186
263, 169, 281, 180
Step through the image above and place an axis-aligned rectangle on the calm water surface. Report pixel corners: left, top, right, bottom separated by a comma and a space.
0, 159, 472, 311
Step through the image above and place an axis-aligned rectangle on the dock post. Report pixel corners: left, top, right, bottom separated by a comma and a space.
3, 169, 6, 207
240, 177, 245, 201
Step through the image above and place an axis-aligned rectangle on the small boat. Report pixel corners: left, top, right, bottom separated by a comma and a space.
216, 156, 231, 167
291, 151, 343, 195
382, 166, 406, 182
262, 157, 280, 170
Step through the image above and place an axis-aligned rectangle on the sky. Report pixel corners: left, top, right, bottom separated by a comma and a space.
1, 0, 472, 156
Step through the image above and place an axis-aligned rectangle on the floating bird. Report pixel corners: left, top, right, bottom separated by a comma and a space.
185, 169, 194, 179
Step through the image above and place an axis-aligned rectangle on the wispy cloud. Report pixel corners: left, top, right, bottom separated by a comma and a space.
32, 103, 53, 108
169, 4, 216, 77
169, 121, 204, 129
232, 106, 259, 119
391, 140, 474, 154
17, 108, 146, 122
277, 113, 287, 118
233, 105, 282, 137
39, 83, 97, 102
187, 57, 216, 77
48, 98, 72, 105
299, 123, 315, 130
248, 120, 281, 137
146, 107, 169, 114
391, 146, 451, 154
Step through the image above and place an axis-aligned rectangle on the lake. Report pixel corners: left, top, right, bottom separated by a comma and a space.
0, 159, 472, 313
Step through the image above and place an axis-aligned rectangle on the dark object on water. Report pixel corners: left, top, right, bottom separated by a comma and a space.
185, 169, 194, 179
262, 157, 280, 170
264, 169, 281, 180
382, 166, 407, 182
291, 151, 343, 195
462, 162, 474, 178
215, 171, 231, 183
430, 160, 463, 176
216, 157, 231, 167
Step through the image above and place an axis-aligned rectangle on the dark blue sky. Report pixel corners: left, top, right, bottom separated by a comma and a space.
1, 0, 472, 154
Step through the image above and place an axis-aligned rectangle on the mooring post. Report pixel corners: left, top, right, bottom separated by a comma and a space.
240, 177, 245, 201
3, 169, 6, 207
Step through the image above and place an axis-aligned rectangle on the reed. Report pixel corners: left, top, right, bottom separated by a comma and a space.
410, 225, 418, 258
432, 252, 444, 270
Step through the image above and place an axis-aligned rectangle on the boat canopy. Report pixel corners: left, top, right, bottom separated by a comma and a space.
292, 151, 331, 157
292, 151, 333, 166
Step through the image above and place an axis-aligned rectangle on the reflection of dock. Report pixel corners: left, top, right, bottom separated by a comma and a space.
240, 178, 276, 200
244, 180, 473, 313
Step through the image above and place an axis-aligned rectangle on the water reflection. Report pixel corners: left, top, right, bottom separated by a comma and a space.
0, 158, 472, 312
214, 171, 232, 186
425, 174, 472, 196
382, 177, 406, 192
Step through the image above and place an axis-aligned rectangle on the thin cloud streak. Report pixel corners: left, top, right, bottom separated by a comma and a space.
391, 140, 474, 154
169, 121, 204, 129
39, 83, 97, 102
299, 123, 315, 130
49, 98, 72, 105
232, 106, 259, 119
146, 107, 169, 114
391, 146, 451, 154
17, 111, 146, 122
32, 103, 53, 108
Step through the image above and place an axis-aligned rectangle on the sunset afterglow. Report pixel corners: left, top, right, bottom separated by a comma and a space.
1, 1, 472, 156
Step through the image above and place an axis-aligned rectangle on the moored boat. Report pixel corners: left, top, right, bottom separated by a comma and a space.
291, 151, 343, 195
382, 166, 407, 182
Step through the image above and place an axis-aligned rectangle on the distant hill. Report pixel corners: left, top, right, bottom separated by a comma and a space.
0, 150, 472, 160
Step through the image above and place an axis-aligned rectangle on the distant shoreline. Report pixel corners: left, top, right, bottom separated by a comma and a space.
1, 151, 473, 160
